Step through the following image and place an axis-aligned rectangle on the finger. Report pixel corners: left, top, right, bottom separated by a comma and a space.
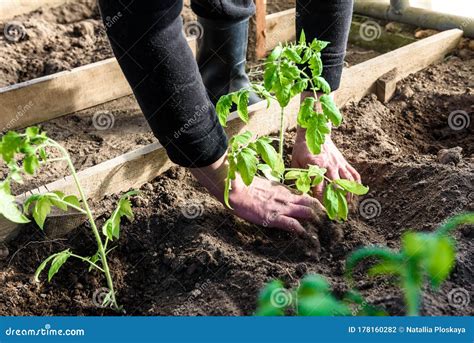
327, 168, 339, 182
293, 195, 325, 212
283, 204, 316, 221
312, 182, 324, 201
271, 216, 306, 236
347, 165, 362, 184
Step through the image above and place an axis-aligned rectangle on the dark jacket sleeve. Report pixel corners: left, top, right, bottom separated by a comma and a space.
98, 0, 228, 168
296, 0, 353, 91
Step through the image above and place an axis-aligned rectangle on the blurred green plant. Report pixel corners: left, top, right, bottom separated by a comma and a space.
256, 274, 385, 316
346, 213, 474, 316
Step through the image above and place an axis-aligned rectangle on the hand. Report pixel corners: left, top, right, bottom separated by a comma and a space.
291, 93, 361, 200
191, 153, 325, 236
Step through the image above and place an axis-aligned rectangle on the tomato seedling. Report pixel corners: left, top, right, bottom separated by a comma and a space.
256, 274, 385, 316
0, 127, 138, 311
345, 213, 474, 316
216, 32, 369, 221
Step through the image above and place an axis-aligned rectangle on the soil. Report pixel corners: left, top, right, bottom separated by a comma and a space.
1, 51, 473, 316
0, 0, 111, 87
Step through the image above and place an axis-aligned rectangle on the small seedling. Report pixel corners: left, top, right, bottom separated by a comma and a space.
255, 274, 385, 316
217, 32, 369, 221
345, 213, 474, 316
0, 127, 138, 311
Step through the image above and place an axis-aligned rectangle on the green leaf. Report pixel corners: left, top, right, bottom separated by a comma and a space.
402, 232, 428, 258
291, 79, 308, 97
266, 45, 283, 63
368, 261, 402, 276
236, 148, 258, 186
424, 236, 456, 288
23, 154, 40, 175
216, 94, 233, 127
320, 94, 342, 126
314, 76, 331, 94
237, 90, 250, 123
0, 181, 29, 224
310, 39, 330, 52
297, 295, 350, 316
48, 249, 71, 282
305, 115, 330, 155
281, 62, 300, 80
334, 179, 369, 195
63, 195, 81, 209
48, 192, 68, 211
297, 97, 316, 128
230, 131, 253, 148
273, 77, 292, 108
296, 173, 311, 194
309, 54, 323, 77
255, 280, 288, 316
255, 138, 278, 170
34, 253, 59, 282
283, 47, 302, 63
0, 131, 23, 163
258, 164, 280, 182
33, 197, 52, 230
25, 126, 40, 138
264, 63, 278, 91
285, 170, 303, 180
299, 30, 306, 45
336, 189, 349, 221
323, 185, 339, 221
297, 274, 330, 298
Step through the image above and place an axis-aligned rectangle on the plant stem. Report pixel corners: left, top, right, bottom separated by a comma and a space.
279, 106, 285, 159
70, 253, 105, 272
49, 139, 119, 310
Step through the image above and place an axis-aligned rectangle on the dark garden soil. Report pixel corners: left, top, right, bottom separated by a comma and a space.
0, 49, 472, 315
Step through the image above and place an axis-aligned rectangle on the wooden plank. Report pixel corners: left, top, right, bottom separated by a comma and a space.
0, 0, 67, 20
265, 9, 295, 52
0, 97, 300, 242
375, 68, 399, 103
255, 0, 267, 59
0, 37, 197, 132
336, 29, 463, 106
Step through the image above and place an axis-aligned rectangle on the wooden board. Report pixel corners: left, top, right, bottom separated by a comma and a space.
0, 0, 67, 20
0, 37, 197, 132
336, 29, 463, 106
0, 97, 300, 242
255, 0, 267, 59
265, 9, 295, 52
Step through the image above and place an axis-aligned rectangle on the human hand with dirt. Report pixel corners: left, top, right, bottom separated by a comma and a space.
291, 92, 361, 200
191, 153, 325, 236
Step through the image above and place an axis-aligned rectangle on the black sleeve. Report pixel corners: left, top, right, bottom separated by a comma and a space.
296, 0, 353, 91
98, 0, 228, 168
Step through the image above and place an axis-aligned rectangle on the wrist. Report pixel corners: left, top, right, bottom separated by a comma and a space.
190, 152, 228, 202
